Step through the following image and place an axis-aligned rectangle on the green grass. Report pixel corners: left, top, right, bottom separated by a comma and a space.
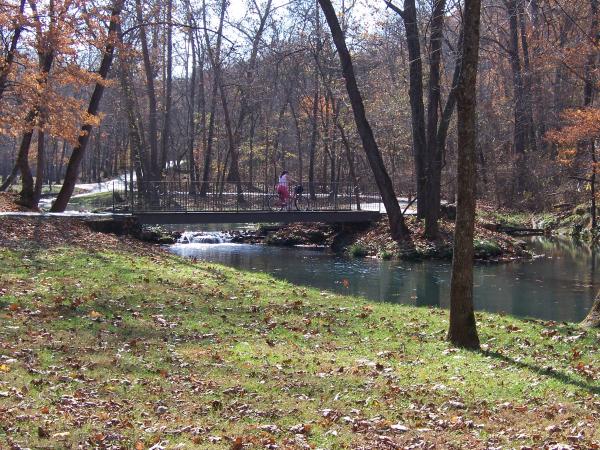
65, 191, 116, 210
0, 244, 599, 448
478, 209, 533, 228
474, 238, 502, 257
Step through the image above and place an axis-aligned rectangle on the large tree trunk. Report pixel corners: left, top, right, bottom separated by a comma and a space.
448, 0, 481, 350
50, 0, 124, 212
200, 76, 219, 197
318, 0, 409, 240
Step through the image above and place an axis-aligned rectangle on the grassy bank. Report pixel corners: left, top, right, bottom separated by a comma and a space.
0, 221, 599, 448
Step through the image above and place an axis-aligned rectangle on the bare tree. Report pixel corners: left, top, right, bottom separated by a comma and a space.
318, 0, 410, 240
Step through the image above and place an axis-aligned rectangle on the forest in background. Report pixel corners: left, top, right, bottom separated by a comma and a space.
0, 0, 598, 222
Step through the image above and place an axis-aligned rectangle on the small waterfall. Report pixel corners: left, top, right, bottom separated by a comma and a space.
177, 231, 231, 244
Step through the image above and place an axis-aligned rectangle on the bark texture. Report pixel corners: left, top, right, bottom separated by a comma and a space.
582, 290, 600, 328
448, 0, 482, 349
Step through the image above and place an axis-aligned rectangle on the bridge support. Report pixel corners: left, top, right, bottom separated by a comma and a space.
134, 211, 381, 225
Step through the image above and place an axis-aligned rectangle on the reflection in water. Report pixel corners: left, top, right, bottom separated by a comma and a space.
170, 236, 599, 323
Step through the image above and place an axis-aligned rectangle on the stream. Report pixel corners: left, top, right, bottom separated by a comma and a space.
169, 230, 598, 323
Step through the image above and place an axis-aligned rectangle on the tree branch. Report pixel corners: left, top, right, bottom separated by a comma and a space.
384, 0, 405, 19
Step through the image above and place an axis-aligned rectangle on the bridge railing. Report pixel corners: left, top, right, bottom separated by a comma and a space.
122, 180, 383, 213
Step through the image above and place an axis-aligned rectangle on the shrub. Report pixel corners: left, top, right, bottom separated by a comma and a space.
348, 244, 368, 258
378, 249, 393, 260
474, 239, 502, 257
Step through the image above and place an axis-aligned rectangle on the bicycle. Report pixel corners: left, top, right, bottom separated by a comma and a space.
267, 184, 309, 211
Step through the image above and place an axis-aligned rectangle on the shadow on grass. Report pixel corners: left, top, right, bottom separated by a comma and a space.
483, 350, 600, 395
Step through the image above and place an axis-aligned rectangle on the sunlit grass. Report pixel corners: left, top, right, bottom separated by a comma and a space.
0, 245, 598, 448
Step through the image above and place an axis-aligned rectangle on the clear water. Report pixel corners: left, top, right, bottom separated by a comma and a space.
169, 236, 599, 323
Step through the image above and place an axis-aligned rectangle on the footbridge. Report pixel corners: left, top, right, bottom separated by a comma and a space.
109, 181, 386, 224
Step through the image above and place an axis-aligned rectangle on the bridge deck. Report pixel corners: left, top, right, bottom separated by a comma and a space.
133, 210, 381, 224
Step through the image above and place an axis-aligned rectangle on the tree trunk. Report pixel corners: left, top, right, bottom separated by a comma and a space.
187, 27, 198, 194
199, 0, 226, 197
15, 126, 36, 207
135, 0, 160, 180
424, 0, 446, 239
117, 51, 150, 180
583, 0, 599, 107
308, 78, 319, 199
18, 44, 55, 208
0, 164, 19, 192
584, 0, 599, 230
389, 0, 427, 219
506, 0, 528, 194
227, 0, 272, 195
51, 0, 124, 212
160, 0, 173, 172
33, 129, 45, 206
0, 0, 26, 105
218, 79, 243, 199
318, 0, 409, 240
517, 0, 537, 153
387, 0, 455, 238
448, 0, 481, 350
582, 290, 600, 328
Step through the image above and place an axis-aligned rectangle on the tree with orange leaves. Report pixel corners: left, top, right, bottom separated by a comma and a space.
546, 107, 600, 229
0, 0, 114, 208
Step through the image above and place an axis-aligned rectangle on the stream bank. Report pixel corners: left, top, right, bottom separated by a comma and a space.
207, 216, 532, 262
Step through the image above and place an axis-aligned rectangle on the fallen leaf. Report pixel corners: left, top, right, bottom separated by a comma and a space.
52, 432, 71, 439
231, 437, 243, 450
390, 423, 409, 433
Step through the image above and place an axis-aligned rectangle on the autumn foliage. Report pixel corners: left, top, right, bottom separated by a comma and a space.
0, 1, 109, 146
